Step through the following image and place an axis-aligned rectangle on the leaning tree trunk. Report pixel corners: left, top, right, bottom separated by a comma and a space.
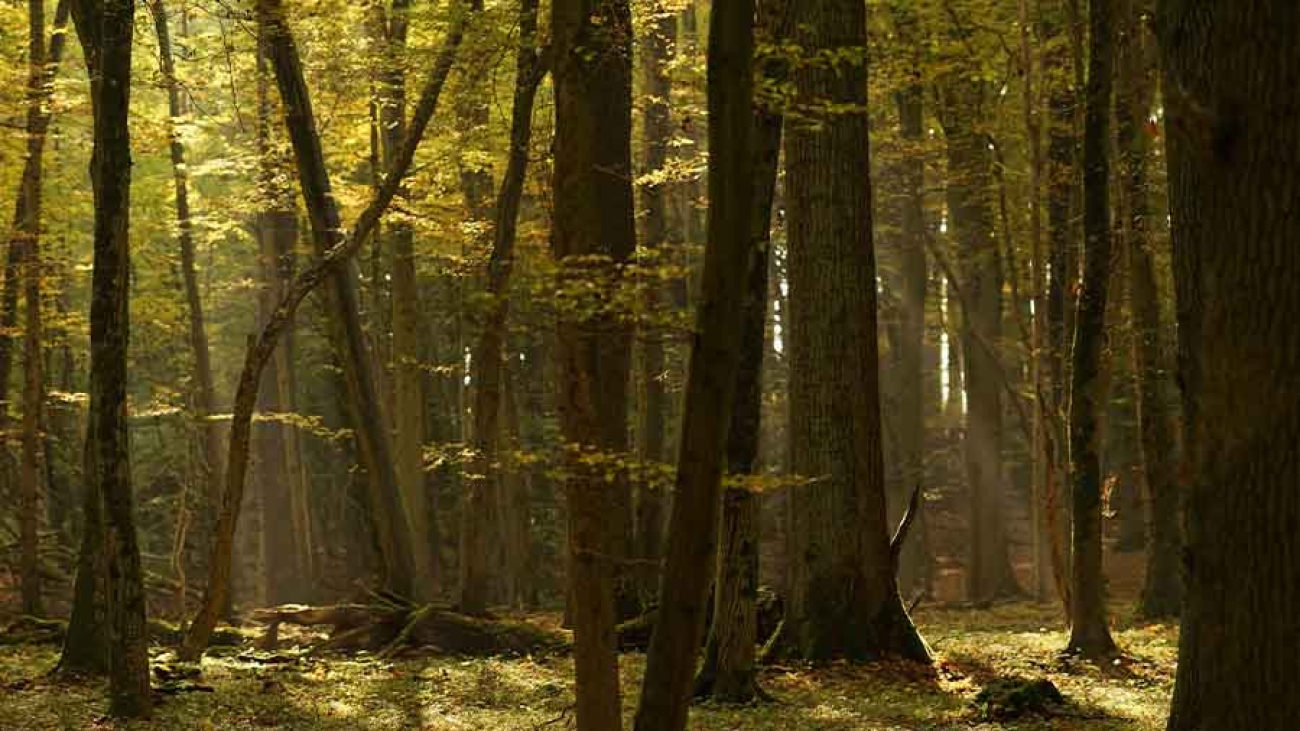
460, 0, 544, 616
779, 0, 930, 664
180, 0, 465, 660
1160, 2, 1300, 728
1065, 0, 1117, 658
64, 0, 152, 717
1115, 0, 1181, 621
551, 0, 639, 728
632, 1, 757, 727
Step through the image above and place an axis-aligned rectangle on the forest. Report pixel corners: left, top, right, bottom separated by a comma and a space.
0, 0, 1295, 729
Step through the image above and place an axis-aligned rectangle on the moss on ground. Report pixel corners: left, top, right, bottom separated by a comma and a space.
0, 602, 1177, 730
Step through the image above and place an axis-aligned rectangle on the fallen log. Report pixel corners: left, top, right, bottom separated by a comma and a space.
250, 603, 568, 657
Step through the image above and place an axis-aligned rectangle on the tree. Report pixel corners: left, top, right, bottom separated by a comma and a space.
694, 0, 791, 703
461, 0, 545, 616
63, 0, 152, 716
632, 0, 757, 726
181, 0, 466, 660
1115, 0, 1181, 620
551, 0, 638, 726
1065, 0, 1118, 658
147, 0, 226, 578
779, 0, 929, 663
1160, 1, 1300, 728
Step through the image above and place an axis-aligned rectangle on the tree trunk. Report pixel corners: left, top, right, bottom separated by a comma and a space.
892, 2, 930, 597
64, 0, 152, 716
779, 0, 930, 664
632, 0, 675, 608
370, 0, 436, 601
460, 0, 544, 616
148, 0, 226, 576
1065, 0, 1117, 658
632, 1, 757, 727
181, 0, 465, 659
1161, 4, 1300, 728
695, 0, 790, 703
551, 0, 638, 727
1116, 0, 1181, 621
941, 84, 1023, 603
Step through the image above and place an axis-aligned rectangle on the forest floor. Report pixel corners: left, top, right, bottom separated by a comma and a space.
0, 602, 1177, 730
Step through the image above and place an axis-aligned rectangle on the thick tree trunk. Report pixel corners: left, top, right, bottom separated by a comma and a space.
632, 0, 675, 607
779, 0, 929, 664
460, 0, 544, 616
551, 0, 638, 727
1065, 0, 1117, 658
1160, 3, 1300, 728
181, 0, 464, 659
632, 2, 757, 727
64, 0, 152, 716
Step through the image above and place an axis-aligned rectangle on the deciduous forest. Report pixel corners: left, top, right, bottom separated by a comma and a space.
0, 0, 1296, 729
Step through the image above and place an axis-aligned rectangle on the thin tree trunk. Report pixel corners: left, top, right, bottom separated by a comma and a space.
370, 0, 436, 600
1065, 0, 1117, 658
779, 0, 930, 664
633, 1, 757, 726
632, 0, 675, 607
1161, 3, 1300, 727
460, 0, 544, 616
148, 0, 226, 571
181, 0, 465, 659
551, 0, 638, 726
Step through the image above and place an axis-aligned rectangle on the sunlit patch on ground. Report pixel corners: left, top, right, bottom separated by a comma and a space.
0, 602, 1176, 730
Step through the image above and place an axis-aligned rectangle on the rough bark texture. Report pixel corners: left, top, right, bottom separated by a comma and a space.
632, 0, 674, 607
780, 0, 930, 664
551, 0, 639, 726
1160, 2, 1300, 728
632, 2, 756, 727
64, 0, 152, 716
1066, 0, 1117, 658
460, 0, 544, 616
181, 1, 464, 660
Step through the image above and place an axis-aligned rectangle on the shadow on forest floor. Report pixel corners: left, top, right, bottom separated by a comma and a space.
0, 601, 1177, 730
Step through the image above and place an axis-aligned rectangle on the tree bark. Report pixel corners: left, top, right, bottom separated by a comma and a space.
180, 0, 465, 660
551, 0, 638, 727
632, 1, 757, 726
63, 0, 152, 716
779, 0, 930, 664
1161, 0, 1300, 724
1065, 0, 1117, 658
